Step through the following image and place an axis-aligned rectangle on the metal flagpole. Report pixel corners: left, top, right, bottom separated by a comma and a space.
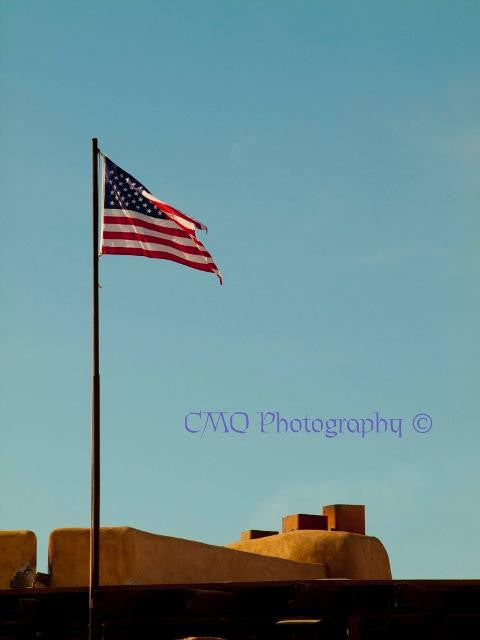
89, 137, 101, 640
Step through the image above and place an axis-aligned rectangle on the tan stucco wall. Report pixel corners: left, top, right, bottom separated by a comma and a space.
227, 530, 391, 579
48, 527, 327, 587
0, 530, 36, 589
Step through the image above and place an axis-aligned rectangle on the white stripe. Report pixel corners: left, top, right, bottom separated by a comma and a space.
141, 190, 168, 206
101, 239, 215, 265
102, 223, 199, 249
142, 191, 206, 230
142, 191, 197, 232
102, 207, 189, 233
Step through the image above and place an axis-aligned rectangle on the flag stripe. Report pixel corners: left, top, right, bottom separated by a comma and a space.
142, 191, 207, 232
102, 223, 200, 247
103, 209, 192, 238
102, 230, 211, 257
102, 246, 219, 275
101, 239, 216, 265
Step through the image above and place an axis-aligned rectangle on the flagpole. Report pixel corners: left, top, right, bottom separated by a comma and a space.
89, 137, 101, 640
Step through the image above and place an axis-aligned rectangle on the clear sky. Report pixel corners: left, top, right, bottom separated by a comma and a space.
1, 0, 479, 577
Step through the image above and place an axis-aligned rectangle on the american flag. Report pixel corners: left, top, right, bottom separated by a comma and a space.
100, 155, 222, 283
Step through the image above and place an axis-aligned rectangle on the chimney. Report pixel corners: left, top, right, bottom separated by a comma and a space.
322, 504, 365, 535
282, 514, 328, 533
240, 530, 278, 541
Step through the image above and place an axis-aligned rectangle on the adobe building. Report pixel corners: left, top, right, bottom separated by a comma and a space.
1, 504, 390, 588
1, 505, 479, 638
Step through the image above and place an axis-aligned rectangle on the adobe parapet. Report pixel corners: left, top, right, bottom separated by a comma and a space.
229, 504, 391, 579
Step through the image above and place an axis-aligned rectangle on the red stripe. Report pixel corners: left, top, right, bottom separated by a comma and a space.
103, 215, 191, 239
102, 230, 210, 257
148, 199, 207, 232
102, 246, 219, 274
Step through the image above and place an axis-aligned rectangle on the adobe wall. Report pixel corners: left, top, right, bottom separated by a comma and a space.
48, 527, 328, 587
0, 530, 36, 589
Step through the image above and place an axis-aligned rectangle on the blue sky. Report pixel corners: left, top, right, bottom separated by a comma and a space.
1, 0, 479, 577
